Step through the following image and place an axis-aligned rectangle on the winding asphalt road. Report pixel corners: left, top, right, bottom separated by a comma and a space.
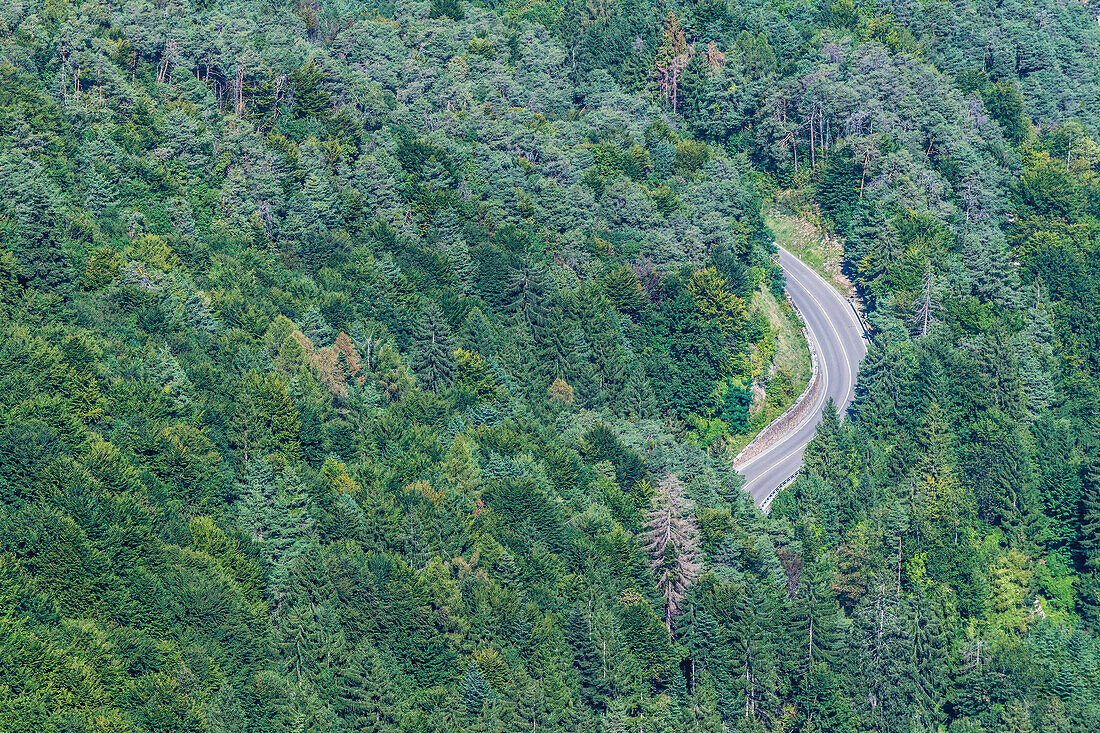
738, 245, 868, 506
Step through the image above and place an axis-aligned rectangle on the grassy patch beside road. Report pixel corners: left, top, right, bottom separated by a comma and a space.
767, 212, 854, 297
750, 287, 811, 429
728, 286, 812, 454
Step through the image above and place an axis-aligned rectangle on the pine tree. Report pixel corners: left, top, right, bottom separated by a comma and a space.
851, 584, 909, 730
676, 597, 724, 693
410, 303, 456, 391
642, 473, 701, 634
1040, 697, 1071, 733
655, 12, 692, 112
795, 662, 856, 733
1015, 284, 1056, 418
429, 0, 465, 20
537, 302, 573, 381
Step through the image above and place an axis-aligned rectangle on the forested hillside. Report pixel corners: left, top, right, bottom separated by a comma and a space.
2, 0, 1100, 731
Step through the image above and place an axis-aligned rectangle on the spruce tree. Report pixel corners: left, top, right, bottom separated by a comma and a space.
2, 153, 73, 292
335, 643, 403, 731
1075, 461, 1100, 628
410, 303, 456, 391
565, 603, 610, 711
463, 662, 496, 714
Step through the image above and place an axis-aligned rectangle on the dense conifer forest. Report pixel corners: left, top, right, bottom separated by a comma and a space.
3, 0, 1100, 730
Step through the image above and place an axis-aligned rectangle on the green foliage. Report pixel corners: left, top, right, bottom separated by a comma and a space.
816, 150, 860, 233
0, 0, 1098, 730
290, 60, 330, 120
430, 0, 466, 21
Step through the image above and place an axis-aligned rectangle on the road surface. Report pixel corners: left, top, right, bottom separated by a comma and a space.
738, 245, 868, 506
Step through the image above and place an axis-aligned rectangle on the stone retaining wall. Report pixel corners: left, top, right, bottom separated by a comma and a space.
732, 296, 822, 469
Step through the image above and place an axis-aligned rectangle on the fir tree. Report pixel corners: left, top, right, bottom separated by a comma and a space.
299, 307, 335, 348
84, 165, 119, 221
291, 59, 330, 119
620, 361, 657, 419
150, 342, 194, 413
790, 554, 840, 673
910, 260, 943, 338
449, 239, 474, 295
204, 685, 248, 733
459, 307, 495, 356
905, 592, 949, 731
566, 328, 599, 406
508, 261, 551, 327
1076, 461, 1100, 628
816, 149, 860, 233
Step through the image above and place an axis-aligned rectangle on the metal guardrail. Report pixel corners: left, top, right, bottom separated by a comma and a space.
748, 247, 866, 513
847, 297, 872, 341
760, 468, 803, 513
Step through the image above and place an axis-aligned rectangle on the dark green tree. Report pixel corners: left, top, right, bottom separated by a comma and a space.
410, 303, 456, 391
291, 60, 331, 119
1, 154, 72, 292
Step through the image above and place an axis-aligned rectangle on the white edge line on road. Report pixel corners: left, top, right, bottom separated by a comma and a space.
739, 246, 862, 502
736, 253, 843, 475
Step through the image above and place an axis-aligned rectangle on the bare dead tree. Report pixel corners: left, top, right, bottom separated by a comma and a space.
641, 472, 701, 634
910, 260, 943, 337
